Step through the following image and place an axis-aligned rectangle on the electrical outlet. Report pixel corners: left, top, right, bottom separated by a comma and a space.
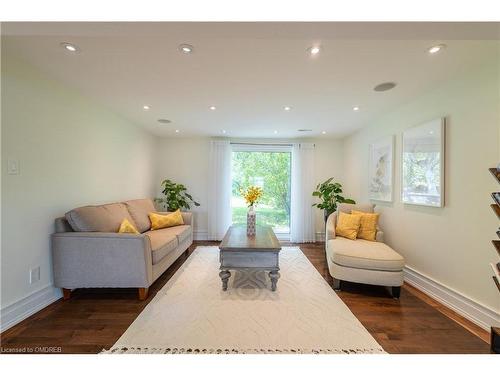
30, 266, 40, 284
7, 158, 20, 175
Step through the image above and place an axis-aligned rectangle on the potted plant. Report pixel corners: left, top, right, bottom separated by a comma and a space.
155, 179, 200, 211
312, 177, 355, 222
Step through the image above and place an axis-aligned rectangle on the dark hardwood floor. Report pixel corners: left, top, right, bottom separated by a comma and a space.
0, 241, 490, 354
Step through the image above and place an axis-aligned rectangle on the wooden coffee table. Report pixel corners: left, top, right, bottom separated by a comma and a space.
219, 225, 282, 291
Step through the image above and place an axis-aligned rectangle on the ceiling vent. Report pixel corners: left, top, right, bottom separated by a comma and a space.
157, 119, 172, 124
298, 129, 313, 132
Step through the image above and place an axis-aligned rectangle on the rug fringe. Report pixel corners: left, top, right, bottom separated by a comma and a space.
101, 346, 386, 354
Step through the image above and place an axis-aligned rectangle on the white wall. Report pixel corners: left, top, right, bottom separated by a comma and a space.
343, 59, 500, 313
1, 55, 156, 325
155, 137, 210, 237
155, 137, 345, 239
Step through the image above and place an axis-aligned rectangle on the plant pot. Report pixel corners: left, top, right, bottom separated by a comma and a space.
247, 206, 256, 236
324, 209, 331, 223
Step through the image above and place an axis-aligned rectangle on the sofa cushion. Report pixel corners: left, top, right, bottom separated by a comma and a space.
124, 199, 156, 233
149, 210, 184, 230
335, 212, 361, 240
351, 210, 379, 241
328, 237, 404, 271
338, 203, 374, 214
65, 203, 134, 232
155, 225, 192, 243
118, 218, 140, 234
145, 229, 179, 265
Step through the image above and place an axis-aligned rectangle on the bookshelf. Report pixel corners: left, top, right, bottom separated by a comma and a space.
488, 168, 500, 353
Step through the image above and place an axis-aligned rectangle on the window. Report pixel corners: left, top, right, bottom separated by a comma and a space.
231, 144, 292, 237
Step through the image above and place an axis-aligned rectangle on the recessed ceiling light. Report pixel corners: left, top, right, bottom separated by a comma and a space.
221, 130, 226, 134
322, 131, 327, 135
274, 130, 278, 134
428, 44, 446, 54
175, 129, 180, 133
353, 106, 360, 111
374, 82, 397, 92
157, 119, 171, 124
284, 106, 291, 111
60, 42, 79, 53
307, 46, 321, 55
143, 105, 150, 111
178, 44, 194, 54
209, 106, 217, 111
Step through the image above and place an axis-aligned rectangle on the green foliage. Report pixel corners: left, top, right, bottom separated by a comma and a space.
231, 151, 291, 230
155, 179, 200, 211
403, 152, 440, 193
232, 151, 291, 214
312, 177, 355, 218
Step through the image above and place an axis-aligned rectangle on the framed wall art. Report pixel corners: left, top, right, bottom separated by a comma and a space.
401, 118, 445, 207
369, 135, 395, 202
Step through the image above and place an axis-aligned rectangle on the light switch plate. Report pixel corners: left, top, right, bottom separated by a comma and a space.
7, 158, 20, 175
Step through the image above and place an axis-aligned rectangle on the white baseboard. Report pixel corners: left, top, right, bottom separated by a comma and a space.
403, 266, 500, 331
194, 230, 208, 240
0, 285, 62, 333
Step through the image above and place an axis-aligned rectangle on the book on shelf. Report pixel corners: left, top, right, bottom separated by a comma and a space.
491, 262, 500, 280
493, 192, 500, 207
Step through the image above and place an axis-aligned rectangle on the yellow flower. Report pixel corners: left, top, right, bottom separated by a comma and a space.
241, 185, 263, 206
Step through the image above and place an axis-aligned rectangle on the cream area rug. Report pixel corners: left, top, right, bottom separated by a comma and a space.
104, 246, 385, 354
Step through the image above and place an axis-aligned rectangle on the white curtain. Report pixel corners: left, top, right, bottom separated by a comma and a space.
208, 140, 232, 240
290, 143, 316, 243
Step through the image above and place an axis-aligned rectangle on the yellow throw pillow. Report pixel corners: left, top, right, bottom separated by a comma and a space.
351, 210, 379, 241
149, 210, 184, 230
118, 218, 140, 234
335, 212, 362, 240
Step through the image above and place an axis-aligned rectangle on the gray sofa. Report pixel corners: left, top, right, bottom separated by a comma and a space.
51, 198, 193, 300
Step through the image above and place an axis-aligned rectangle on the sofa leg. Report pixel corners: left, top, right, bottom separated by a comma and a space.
138, 287, 149, 301
332, 278, 342, 291
391, 286, 401, 299
62, 288, 72, 300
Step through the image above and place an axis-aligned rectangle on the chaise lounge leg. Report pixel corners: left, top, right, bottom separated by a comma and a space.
391, 286, 401, 299
62, 288, 71, 300
138, 287, 149, 301
332, 278, 342, 291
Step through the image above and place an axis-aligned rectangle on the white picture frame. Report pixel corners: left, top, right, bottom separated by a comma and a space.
369, 135, 395, 202
401, 118, 445, 207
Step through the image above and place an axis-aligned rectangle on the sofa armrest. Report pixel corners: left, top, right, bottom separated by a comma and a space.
325, 212, 337, 242
51, 232, 153, 289
376, 230, 385, 243
156, 211, 193, 226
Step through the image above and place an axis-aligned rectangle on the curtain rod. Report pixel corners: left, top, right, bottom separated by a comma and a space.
230, 142, 294, 146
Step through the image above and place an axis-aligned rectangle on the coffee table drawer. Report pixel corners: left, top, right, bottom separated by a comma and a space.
221, 251, 278, 268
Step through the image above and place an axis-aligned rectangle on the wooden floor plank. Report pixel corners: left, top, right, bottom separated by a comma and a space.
0, 241, 490, 354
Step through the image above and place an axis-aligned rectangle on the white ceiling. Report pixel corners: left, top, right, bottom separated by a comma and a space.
2, 22, 499, 138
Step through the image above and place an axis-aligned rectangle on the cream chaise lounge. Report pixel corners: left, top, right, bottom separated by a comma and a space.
51, 198, 193, 301
325, 203, 405, 298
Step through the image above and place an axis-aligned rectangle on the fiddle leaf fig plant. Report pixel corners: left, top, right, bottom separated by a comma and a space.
155, 179, 200, 211
312, 177, 355, 221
